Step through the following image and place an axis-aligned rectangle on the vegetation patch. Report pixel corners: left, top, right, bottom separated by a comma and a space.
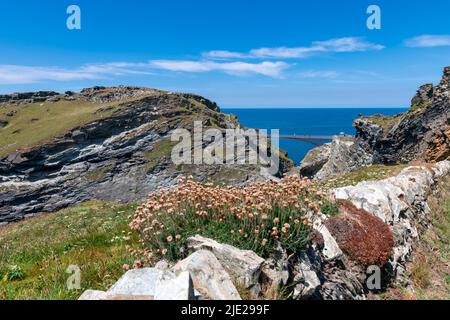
325, 200, 394, 266
0, 201, 140, 300
407, 176, 449, 299
130, 176, 338, 262
85, 162, 116, 182
0, 100, 120, 158
144, 139, 176, 171
408, 103, 432, 114
366, 114, 402, 127
320, 164, 407, 190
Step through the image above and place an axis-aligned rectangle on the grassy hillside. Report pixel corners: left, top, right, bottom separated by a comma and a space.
0, 99, 126, 158
0, 201, 140, 300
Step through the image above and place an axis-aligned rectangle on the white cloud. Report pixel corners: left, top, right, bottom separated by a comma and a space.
404, 35, 450, 47
0, 65, 99, 84
312, 37, 384, 52
203, 37, 384, 59
298, 71, 339, 78
202, 50, 248, 59
149, 60, 289, 77
0, 63, 156, 85
0, 59, 289, 85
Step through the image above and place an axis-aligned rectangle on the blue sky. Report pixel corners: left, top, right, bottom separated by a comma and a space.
0, 0, 449, 107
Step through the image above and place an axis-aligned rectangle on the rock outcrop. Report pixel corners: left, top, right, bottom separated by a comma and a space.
299, 136, 372, 179
300, 66, 450, 180
186, 235, 265, 290
0, 87, 292, 224
333, 160, 450, 282
173, 250, 241, 300
79, 268, 197, 300
79, 161, 448, 300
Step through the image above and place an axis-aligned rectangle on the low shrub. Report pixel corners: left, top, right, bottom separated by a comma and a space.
3, 265, 25, 281
130, 176, 336, 261
325, 200, 394, 266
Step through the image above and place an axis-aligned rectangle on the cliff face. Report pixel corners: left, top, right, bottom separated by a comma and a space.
300, 66, 450, 180
0, 87, 291, 224
356, 66, 450, 164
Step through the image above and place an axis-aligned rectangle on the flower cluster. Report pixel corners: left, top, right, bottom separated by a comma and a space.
130, 176, 334, 261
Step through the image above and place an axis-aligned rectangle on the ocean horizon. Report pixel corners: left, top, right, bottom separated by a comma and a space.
226, 107, 407, 164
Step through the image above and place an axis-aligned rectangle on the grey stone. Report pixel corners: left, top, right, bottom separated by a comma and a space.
154, 271, 195, 300
78, 289, 107, 300
173, 250, 241, 300
312, 223, 343, 261
292, 250, 321, 299
106, 268, 163, 298
187, 235, 264, 288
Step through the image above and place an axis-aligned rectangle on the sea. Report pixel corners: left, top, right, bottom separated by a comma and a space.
224, 108, 407, 165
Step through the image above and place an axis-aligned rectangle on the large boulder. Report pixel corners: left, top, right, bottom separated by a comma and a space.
298, 143, 331, 178
299, 136, 372, 181
186, 235, 265, 289
173, 250, 241, 300
154, 271, 195, 300
106, 268, 162, 299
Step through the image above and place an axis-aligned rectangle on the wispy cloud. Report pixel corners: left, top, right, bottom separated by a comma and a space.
0, 59, 290, 85
404, 35, 450, 48
298, 70, 339, 79
203, 37, 384, 59
148, 60, 289, 77
0, 63, 155, 85
203, 51, 248, 59
0, 65, 99, 85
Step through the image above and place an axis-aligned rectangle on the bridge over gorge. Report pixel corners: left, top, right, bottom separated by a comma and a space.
270, 134, 352, 146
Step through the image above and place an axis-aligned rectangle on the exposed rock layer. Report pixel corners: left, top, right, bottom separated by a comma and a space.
0, 87, 290, 224
300, 67, 450, 180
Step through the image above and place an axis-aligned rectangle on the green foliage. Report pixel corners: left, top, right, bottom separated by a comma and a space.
320, 164, 407, 190
0, 201, 140, 300
143, 139, 176, 171
131, 177, 336, 262
321, 202, 339, 216
4, 266, 25, 282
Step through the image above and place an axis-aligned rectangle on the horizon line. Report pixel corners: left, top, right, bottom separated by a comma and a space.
220, 106, 408, 109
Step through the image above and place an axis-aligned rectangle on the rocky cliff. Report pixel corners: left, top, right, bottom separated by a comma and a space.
0, 86, 291, 224
300, 66, 450, 180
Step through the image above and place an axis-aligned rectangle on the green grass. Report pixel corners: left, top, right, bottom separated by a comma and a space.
408, 103, 432, 114
0, 90, 162, 158
0, 100, 120, 157
143, 138, 176, 171
320, 164, 407, 190
85, 162, 116, 182
0, 201, 140, 300
366, 114, 402, 127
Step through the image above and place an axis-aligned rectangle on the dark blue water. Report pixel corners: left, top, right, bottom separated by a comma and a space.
224, 108, 406, 164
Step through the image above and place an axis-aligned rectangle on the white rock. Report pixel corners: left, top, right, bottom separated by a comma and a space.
154, 271, 195, 300
187, 235, 264, 288
173, 250, 241, 300
313, 223, 343, 261
78, 289, 107, 300
106, 268, 162, 299
293, 251, 321, 299
334, 181, 408, 224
